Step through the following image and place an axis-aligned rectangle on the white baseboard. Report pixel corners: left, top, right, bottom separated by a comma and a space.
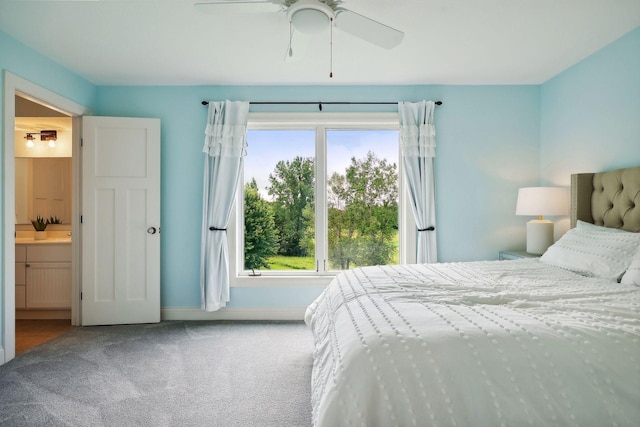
161, 307, 306, 321
0, 347, 5, 366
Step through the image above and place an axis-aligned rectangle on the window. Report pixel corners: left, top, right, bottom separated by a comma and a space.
243, 130, 316, 272
325, 130, 400, 270
228, 113, 416, 286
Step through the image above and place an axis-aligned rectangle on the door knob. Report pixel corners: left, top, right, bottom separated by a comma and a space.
147, 227, 157, 234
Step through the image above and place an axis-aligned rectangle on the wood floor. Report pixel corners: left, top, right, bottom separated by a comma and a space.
15, 319, 75, 355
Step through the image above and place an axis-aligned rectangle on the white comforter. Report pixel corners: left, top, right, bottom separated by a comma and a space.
305, 260, 640, 427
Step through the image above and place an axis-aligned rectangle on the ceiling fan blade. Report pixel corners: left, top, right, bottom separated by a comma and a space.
284, 31, 311, 62
194, 0, 284, 14
334, 9, 404, 49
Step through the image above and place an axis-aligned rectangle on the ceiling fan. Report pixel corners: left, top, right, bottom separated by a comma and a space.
194, 0, 404, 52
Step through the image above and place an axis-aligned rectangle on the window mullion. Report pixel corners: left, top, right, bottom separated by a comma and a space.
315, 125, 328, 272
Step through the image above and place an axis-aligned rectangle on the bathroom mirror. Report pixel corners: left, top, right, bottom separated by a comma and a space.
15, 157, 72, 225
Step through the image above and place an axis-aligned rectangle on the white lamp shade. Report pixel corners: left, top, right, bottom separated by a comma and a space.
516, 187, 569, 217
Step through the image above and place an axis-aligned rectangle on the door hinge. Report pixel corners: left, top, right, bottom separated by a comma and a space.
80, 138, 84, 148
80, 292, 83, 301
80, 215, 83, 224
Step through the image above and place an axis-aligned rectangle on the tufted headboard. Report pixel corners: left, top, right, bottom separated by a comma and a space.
571, 166, 640, 232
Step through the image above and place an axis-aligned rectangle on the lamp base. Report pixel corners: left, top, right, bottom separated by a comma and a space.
526, 220, 554, 255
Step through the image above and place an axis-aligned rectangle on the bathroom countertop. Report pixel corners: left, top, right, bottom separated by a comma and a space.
15, 238, 72, 245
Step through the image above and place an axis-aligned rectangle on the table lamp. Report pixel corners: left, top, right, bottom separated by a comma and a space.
516, 187, 569, 255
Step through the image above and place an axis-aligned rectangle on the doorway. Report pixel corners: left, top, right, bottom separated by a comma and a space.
14, 95, 74, 351
15, 319, 74, 355
2, 72, 89, 364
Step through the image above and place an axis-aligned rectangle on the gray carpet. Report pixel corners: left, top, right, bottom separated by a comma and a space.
0, 321, 313, 427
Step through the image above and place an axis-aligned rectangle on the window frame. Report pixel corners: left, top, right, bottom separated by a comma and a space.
228, 112, 416, 288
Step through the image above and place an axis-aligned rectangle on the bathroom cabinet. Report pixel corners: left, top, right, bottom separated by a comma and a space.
15, 243, 72, 310
15, 245, 26, 309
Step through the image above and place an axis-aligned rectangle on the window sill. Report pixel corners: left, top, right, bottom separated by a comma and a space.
230, 274, 335, 287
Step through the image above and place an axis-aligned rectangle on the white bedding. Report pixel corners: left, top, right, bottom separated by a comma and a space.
305, 260, 640, 427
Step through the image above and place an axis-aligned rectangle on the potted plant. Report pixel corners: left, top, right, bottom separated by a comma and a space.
47, 215, 63, 225
31, 215, 49, 240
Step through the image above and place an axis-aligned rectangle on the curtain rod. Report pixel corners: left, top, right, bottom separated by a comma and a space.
201, 100, 442, 111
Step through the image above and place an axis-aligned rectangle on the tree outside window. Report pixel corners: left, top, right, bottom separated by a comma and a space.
242, 126, 401, 274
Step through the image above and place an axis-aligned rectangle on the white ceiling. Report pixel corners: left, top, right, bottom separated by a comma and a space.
1, 0, 639, 86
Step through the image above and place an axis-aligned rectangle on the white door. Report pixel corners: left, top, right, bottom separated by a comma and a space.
81, 116, 161, 325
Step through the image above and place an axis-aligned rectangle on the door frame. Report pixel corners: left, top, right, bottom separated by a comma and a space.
2, 71, 90, 364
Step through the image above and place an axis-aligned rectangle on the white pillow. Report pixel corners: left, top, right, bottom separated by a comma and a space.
576, 220, 628, 233
540, 225, 640, 279
621, 249, 640, 286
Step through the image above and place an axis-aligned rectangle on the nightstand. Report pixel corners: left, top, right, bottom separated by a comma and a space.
499, 250, 540, 260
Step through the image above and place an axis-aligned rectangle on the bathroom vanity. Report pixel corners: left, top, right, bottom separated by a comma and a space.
15, 238, 72, 319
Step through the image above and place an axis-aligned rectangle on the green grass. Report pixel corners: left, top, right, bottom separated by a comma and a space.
266, 255, 315, 270
263, 234, 400, 271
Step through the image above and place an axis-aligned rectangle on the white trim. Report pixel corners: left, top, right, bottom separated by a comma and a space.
229, 111, 413, 288
161, 307, 306, 321
315, 124, 328, 271
71, 116, 83, 326
2, 71, 90, 365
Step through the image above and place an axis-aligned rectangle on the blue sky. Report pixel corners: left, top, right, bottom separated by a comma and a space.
244, 129, 399, 199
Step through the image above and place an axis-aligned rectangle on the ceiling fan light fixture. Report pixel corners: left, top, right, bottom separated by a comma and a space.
287, 0, 334, 34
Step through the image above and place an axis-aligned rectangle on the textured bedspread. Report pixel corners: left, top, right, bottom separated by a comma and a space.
305, 260, 640, 427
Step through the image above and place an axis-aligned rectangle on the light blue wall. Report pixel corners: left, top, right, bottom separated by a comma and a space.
0, 31, 96, 122
540, 26, 640, 186
4, 25, 636, 313
94, 84, 540, 308
0, 30, 96, 351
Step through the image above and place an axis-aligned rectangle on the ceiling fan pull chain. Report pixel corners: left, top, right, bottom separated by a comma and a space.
288, 22, 294, 57
329, 17, 334, 78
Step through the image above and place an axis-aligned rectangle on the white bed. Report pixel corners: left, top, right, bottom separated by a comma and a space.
305, 166, 640, 427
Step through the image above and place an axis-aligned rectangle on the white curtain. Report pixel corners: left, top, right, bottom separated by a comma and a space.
200, 100, 249, 311
398, 101, 437, 263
